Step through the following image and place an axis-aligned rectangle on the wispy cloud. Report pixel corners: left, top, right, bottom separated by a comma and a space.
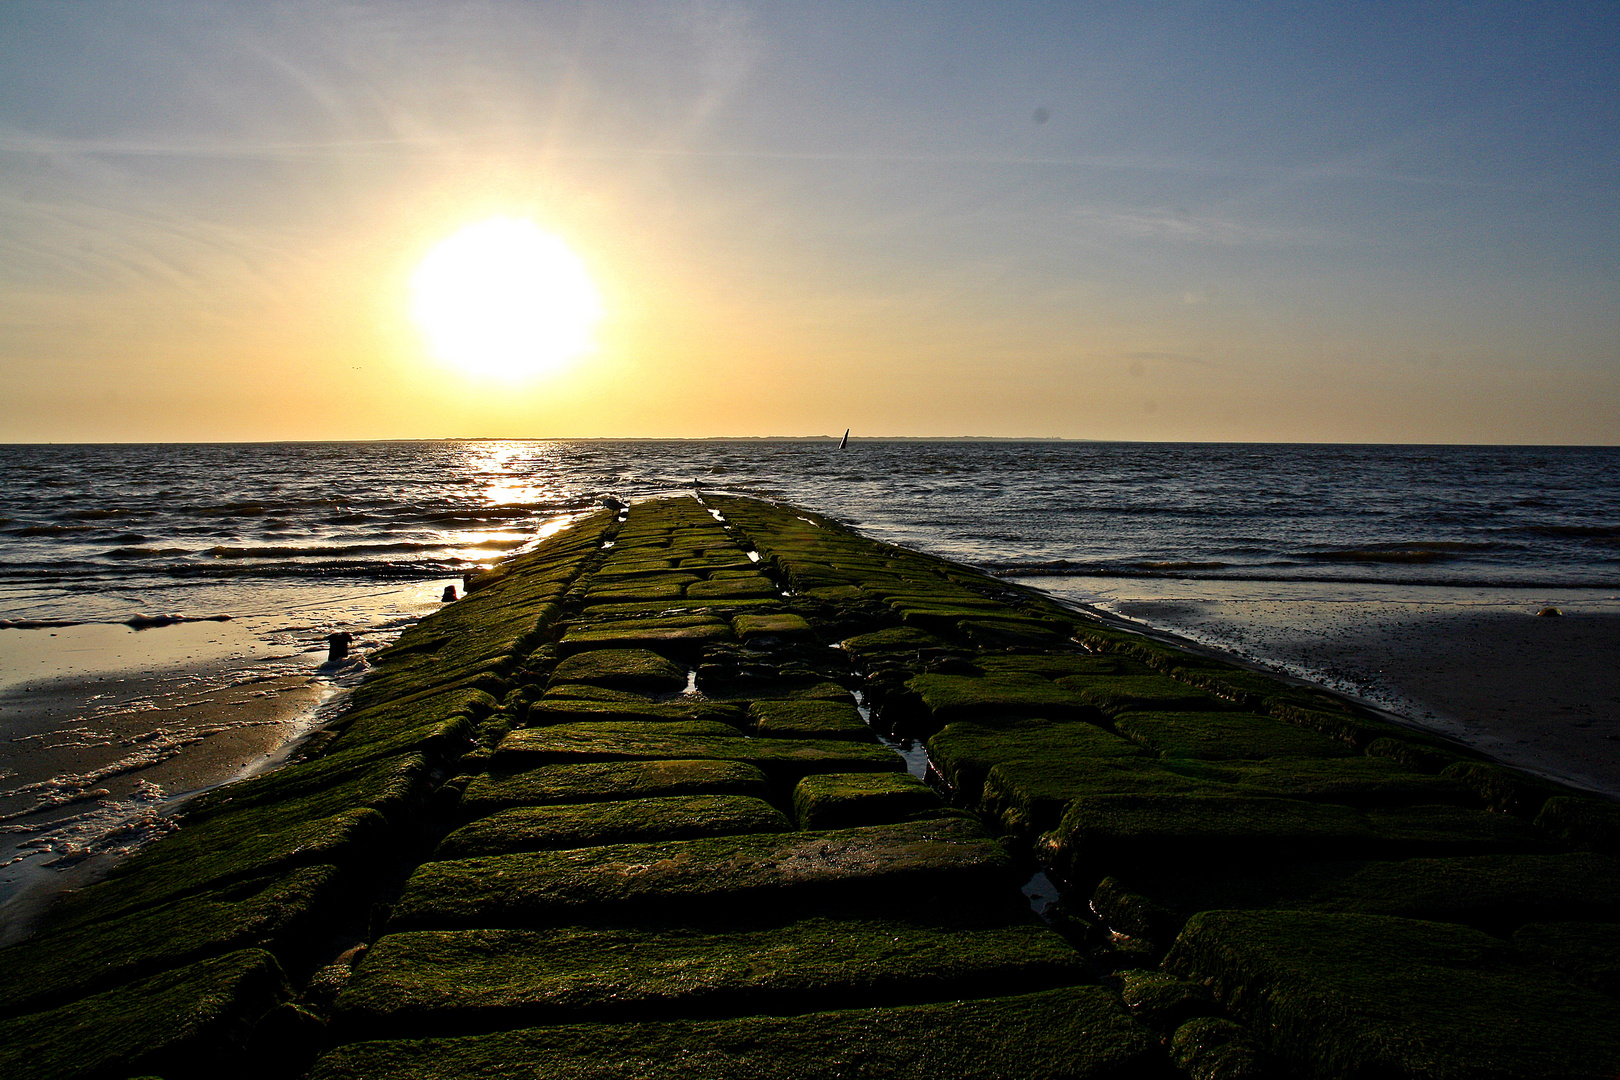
1072, 206, 1327, 246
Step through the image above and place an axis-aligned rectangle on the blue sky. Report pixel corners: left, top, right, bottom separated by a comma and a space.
1, 1, 1615, 441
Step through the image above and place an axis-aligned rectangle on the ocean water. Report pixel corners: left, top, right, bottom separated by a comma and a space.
6, 441, 1617, 614
2, 439, 1617, 909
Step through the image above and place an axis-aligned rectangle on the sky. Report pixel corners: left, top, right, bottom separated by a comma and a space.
1, 1, 1615, 443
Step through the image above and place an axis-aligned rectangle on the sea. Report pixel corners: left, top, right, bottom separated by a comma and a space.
2, 440, 1618, 916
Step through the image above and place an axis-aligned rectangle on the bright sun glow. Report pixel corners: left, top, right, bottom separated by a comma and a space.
411, 217, 603, 379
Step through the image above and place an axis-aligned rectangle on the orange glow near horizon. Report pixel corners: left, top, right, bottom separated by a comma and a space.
409, 218, 604, 380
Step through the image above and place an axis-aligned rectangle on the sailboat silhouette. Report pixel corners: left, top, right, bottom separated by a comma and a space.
838, 428, 849, 450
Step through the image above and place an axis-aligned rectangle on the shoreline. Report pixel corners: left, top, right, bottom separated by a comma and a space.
1021, 576, 1620, 799
4, 564, 1616, 941
0, 626, 347, 942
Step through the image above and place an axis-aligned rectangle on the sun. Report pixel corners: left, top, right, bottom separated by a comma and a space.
410, 217, 603, 379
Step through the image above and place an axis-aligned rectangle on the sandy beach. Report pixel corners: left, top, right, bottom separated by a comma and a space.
1029, 579, 1620, 798
0, 622, 341, 941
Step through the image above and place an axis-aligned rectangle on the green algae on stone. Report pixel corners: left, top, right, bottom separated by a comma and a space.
541, 683, 657, 703
523, 700, 746, 728
838, 626, 953, 661
182, 749, 434, 829
495, 724, 901, 780
1512, 921, 1620, 996
927, 719, 1145, 804
1117, 969, 1218, 1031
1039, 795, 1549, 880
1165, 910, 1620, 1080
314, 984, 1158, 1080
558, 622, 733, 656
686, 576, 779, 599
976, 757, 1217, 838
391, 817, 1011, 929
1169, 1017, 1269, 1080
749, 699, 870, 741
977, 654, 1146, 679
46, 806, 389, 931
1112, 710, 1354, 760
433, 795, 790, 859
458, 760, 772, 818
1093, 852, 1620, 943
335, 917, 1086, 1038
732, 612, 812, 639
1158, 755, 1474, 806
1535, 795, 1620, 853
1364, 735, 1467, 773
584, 598, 780, 618
1442, 760, 1567, 817
906, 673, 1099, 726
0, 949, 290, 1080
1053, 674, 1229, 715
791, 772, 945, 830
547, 648, 687, 693
584, 583, 690, 604
0, 864, 339, 1018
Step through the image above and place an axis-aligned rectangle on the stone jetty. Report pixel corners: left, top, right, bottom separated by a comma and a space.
2, 496, 1618, 1079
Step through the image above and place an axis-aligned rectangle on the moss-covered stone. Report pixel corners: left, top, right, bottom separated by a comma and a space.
1535, 795, 1620, 853
906, 673, 1098, 726
1169, 1017, 1269, 1080
838, 625, 952, 661
1165, 910, 1620, 1080
0, 864, 339, 1018
558, 622, 733, 656
584, 583, 690, 604
548, 648, 687, 693
1442, 760, 1566, 817
1054, 674, 1230, 715
1364, 735, 1467, 773
749, 699, 870, 741
977, 654, 1146, 679
1112, 711, 1355, 760
1159, 755, 1474, 806
459, 760, 773, 818
732, 612, 812, 639
584, 597, 780, 618
335, 917, 1085, 1037
976, 757, 1210, 838
687, 576, 779, 599
1039, 795, 1549, 880
1117, 969, 1218, 1031
391, 818, 1011, 928
524, 700, 745, 727
1093, 852, 1620, 943
433, 795, 790, 858
314, 984, 1158, 1080
954, 616, 1067, 645
45, 806, 388, 930
927, 719, 1145, 804
495, 723, 903, 781
0, 949, 290, 1080
542, 683, 657, 703
792, 772, 945, 830
1512, 921, 1620, 996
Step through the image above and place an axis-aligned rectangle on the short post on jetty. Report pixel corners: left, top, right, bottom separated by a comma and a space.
2, 496, 1617, 1080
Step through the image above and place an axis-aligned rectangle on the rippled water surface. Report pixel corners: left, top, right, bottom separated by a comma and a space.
4, 440, 1617, 624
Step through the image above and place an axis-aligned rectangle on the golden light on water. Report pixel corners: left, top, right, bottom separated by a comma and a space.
410, 218, 603, 379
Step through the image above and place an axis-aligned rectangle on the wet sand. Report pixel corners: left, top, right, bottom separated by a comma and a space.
1025, 579, 1620, 798
0, 622, 341, 941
